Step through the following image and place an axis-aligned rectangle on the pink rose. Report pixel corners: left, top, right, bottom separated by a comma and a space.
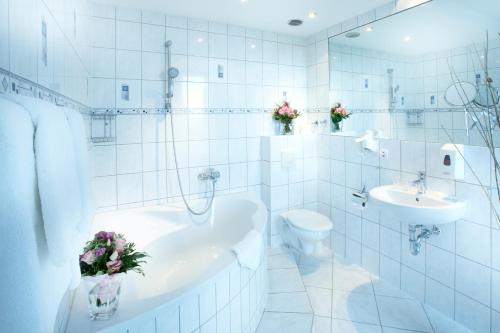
80, 250, 95, 265
106, 260, 122, 274
115, 238, 126, 253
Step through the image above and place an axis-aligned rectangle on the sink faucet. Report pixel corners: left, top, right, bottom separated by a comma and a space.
412, 171, 426, 194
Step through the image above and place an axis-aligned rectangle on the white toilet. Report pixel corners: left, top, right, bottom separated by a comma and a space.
280, 209, 333, 257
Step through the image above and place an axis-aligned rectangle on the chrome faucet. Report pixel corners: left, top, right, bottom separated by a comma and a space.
412, 171, 426, 194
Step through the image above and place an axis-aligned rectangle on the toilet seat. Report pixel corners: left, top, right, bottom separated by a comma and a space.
284, 209, 333, 232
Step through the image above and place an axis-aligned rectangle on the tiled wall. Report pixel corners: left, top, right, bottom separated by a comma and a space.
87, 2, 320, 210
321, 134, 500, 333
261, 135, 321, 246
300, 1, 500, 332
0, 0, 90, 103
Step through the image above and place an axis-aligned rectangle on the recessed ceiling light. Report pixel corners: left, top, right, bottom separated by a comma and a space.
250, 43, 256, 49
404, 35, 411, 42
197, 37, 204, 43
241, 0, 247, 3
288, 19, 303, 26
345, 31, 360, 39
365, 26, 373, 32
308, 11, 317, 19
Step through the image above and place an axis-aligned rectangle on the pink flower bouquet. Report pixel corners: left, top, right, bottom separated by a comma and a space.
79, 231, 148, 277
273, 101, 300, 134
80, 232, 148, 320
330, 102, 350, 131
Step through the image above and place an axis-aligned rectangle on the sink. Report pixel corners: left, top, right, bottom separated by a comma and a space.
369, 185, 466, 225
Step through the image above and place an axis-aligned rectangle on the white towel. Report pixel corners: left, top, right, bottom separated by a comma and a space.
8, 94, 82, 266
64, 108, 94, 235
231, 230, 263, 270
0, 96, 72, 332
64, 108, 95, 287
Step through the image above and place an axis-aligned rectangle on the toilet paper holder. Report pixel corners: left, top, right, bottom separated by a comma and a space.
352, 185, 369, 208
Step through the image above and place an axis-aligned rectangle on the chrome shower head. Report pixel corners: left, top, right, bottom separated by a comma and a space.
165, 40, 173, 47
168, 67, 179, 79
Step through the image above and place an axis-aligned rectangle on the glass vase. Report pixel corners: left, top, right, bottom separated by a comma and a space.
331, 121, 341, 133
83, 273, 123, 320
280, 122, 294, 135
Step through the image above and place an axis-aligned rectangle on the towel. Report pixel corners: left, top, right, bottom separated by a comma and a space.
231, 229, 263, 270
8, 94, 82, 266
64, 108, 95, 287
0, 96, 72, 332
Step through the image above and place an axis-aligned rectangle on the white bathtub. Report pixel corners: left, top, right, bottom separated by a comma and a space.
66, 192, 268, 333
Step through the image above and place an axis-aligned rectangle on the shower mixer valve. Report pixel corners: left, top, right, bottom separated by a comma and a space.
198, 168, 221, 182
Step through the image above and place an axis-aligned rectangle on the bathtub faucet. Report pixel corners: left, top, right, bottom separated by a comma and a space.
198, 168, 221, 183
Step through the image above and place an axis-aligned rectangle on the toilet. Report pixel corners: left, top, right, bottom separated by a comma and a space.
280, 209, 333, 257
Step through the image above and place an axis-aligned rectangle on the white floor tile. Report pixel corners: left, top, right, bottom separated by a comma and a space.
300, 264, 333, 289
376, 296, 433, 332
312, 316, 331, 333
381, 327, 425, 333
268, 253, 297, 269
256, 312, 313, 333
423, 305, 474, 333
266, 292, 312, 313
331, 290, 380, 325
307, 286, 333, 317
332, 265, 373, 294
268, 268, 305, 293
371, 276, 411, 299
331, 318, 382, 333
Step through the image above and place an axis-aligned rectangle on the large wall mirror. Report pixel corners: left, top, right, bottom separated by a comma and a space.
328, 0, 500, 146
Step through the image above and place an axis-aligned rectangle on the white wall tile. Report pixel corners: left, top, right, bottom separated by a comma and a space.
117, 144, 142, 174
116, 21, 141, 50
91, 17, 116, 48
117, 173, 143, 204
116, 50, 142, 79
142, 24, 165, 53
455, 256, 490, 305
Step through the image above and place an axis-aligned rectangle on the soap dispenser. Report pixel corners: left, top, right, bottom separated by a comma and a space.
440, 143, 464, 179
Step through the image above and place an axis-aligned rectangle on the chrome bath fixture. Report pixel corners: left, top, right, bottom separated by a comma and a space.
411, 171, 427, 194
408, 224, 440, 255
387, 68, 400, 111
164, 40, 219, 216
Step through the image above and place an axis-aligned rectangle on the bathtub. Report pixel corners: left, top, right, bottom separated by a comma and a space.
66, 192, 268, 333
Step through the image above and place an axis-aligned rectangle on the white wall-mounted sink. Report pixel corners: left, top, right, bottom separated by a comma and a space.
369, 185, 466, 225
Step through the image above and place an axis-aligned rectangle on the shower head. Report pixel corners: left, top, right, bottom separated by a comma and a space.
165, 40, 173, 47
168, 67, 179, 79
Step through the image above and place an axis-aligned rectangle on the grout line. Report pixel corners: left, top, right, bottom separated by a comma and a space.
420, 302, 436, 333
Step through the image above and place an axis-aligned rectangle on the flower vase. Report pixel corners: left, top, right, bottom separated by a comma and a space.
280, 122, 294, 135
83, 273, 123, 320
331, 121, 341, 133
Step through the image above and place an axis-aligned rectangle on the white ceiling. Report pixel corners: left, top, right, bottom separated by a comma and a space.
330, 0, 500, 55
96, 0, 392, 36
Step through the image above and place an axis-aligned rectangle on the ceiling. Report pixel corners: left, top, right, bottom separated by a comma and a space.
95, 0, 392, 36
330, 0, 500, 55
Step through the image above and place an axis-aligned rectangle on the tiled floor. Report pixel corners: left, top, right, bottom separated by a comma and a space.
257, 247, 474, 333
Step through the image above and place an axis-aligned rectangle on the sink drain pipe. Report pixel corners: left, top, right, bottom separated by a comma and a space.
408, 224, 441, 255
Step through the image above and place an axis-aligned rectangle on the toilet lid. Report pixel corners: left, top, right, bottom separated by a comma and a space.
284, 209, 333, 232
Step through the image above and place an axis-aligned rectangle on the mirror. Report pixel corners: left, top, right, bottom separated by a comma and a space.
475, 84, 500, 107
328, 0, 500, 146
444, 82, 477, 107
